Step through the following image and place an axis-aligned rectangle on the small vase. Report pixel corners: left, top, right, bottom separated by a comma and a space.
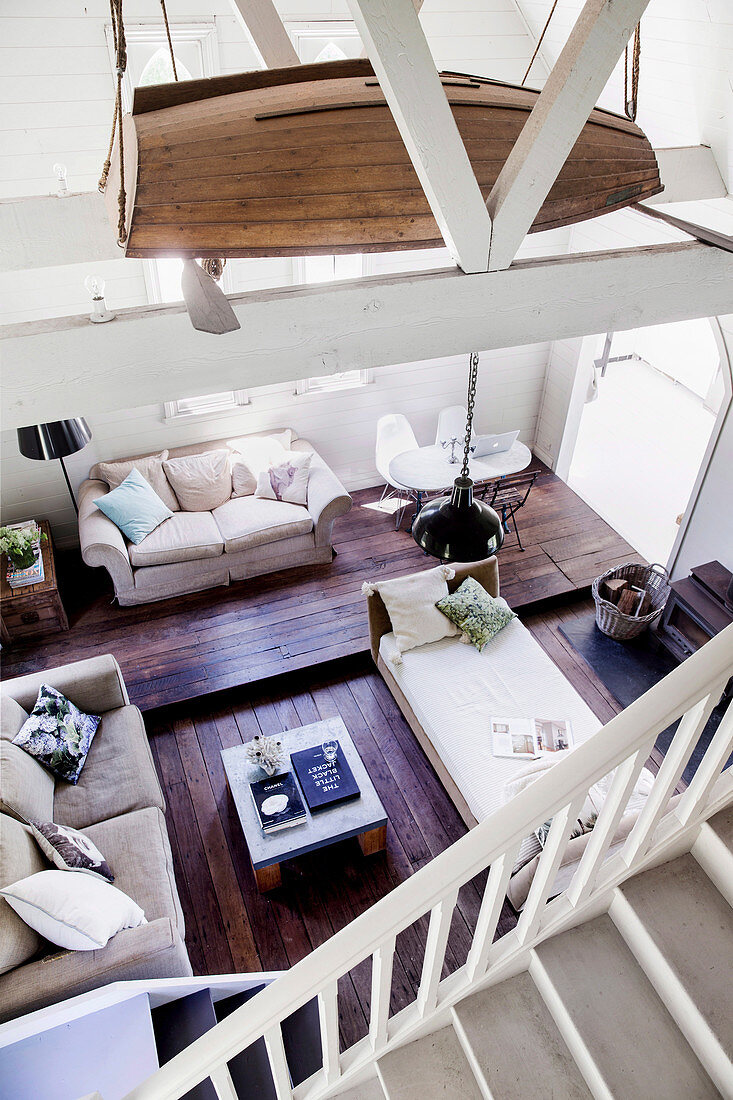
10, 547, 37, 571
260, 762, 279, 778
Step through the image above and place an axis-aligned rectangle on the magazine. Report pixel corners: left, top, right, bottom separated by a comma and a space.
490, 716, 574, 760
5, 521, 44, 589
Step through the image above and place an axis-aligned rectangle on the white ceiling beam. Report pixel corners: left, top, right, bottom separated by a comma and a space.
486, 0, 653, 272
645, 147, 728, 206
0, 192, 118, 273
227, 0, 299, 69
3, 241, 732, 432
347, 0, 492, 273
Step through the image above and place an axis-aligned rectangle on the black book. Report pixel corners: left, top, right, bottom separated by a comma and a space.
249, 772, 307, 833
290, 743, 360, 813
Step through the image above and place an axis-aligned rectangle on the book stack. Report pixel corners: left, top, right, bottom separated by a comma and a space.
290, 742, 360, 813
250, 772, 307, 834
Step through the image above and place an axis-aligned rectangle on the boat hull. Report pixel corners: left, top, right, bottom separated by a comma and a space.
109, 59, 663, 259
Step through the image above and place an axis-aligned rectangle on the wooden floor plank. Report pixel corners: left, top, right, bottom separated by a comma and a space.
0, 464, 638, 710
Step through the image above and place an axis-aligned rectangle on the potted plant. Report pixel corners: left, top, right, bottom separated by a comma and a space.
0, 523, 46, 571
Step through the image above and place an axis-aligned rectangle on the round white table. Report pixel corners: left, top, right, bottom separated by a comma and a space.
389, 440, 532, 530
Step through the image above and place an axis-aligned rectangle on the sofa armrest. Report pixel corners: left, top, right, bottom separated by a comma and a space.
1, 653, 130, 714
293, 443, 352, 548
78, 479, 135, 596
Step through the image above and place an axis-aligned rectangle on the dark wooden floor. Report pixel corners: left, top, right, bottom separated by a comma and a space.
1, 461, 637, 710
145, 598, 623, 1050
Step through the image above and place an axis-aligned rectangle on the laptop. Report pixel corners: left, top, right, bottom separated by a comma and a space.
471, 430, 520, 458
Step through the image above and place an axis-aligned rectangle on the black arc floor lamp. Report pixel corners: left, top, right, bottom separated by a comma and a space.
17, 419, 92, 515
412, 352, 504, 562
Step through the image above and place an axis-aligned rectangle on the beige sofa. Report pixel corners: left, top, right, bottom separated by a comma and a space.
0, 655, 191, 1023
79, 428, 352, 606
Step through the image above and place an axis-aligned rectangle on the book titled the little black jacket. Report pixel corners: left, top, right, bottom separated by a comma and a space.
290, 743, 360, 812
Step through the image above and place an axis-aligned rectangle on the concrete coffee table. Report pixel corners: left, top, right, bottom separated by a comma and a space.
221, 716, 387, 892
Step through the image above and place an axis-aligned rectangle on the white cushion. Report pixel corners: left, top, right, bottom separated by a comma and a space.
129, 511, 223, 567
255, 452, 312, 505
0, 870, 146, 951
230, 434, 291, 498
163, 450, 231, 511
212, 496, 313, 553
95, 451, 179, 512
364, 566, 460, 659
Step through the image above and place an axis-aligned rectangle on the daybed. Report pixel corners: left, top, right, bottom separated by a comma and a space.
79, 428, 352, 606
0, 655, 191, 1022
366, 558, 657, 909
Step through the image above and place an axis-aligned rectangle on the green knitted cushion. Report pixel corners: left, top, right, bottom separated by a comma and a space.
436, 576, 517, 651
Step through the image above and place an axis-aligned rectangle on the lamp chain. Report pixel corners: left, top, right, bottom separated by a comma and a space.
461, 351, 479, 480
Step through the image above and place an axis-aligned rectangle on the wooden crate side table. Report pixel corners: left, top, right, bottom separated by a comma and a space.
0, 520, 69, 644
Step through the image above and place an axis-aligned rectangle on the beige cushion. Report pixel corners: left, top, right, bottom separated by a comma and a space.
230, 433, 291, 498
85, 808, 184, 931
1, 692, 27, 741
0, 740, 55, 824
2, 655, 129, 716
363, 566, 460, 661
53, 706, 165, 830
95, 451, 179, 513
0, 814, 48, 974
129, 512, 224, 568
163, 450, 231, 511
212, 496, 313, 553
0, 917, 191, 1024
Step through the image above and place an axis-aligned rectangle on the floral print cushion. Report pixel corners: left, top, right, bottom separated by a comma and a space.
436, 576, 517, 651
13, 684, 101, 784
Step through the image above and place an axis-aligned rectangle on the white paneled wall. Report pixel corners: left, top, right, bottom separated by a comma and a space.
534, 337, 583, 467
0, 342, 549, 547
516, 0, 733, 188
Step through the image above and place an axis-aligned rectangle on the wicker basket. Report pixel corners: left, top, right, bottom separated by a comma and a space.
591, 562, 670, 641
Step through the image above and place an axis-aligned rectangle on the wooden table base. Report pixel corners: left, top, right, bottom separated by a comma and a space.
253, 824, 388, 893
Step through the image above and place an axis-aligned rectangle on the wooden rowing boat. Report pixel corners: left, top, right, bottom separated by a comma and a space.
106, 58, 663, 259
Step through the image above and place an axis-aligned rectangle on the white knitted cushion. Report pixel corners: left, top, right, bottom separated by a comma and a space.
363, 566, 460, 662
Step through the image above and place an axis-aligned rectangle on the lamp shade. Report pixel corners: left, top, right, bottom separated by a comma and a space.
17, 418, 92, 462
412, 477, 504, 562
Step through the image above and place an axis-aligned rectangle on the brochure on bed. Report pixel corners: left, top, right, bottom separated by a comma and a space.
378, 617, 601, 824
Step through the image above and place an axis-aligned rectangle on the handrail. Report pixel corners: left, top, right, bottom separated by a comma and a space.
124, 622, 733, 1100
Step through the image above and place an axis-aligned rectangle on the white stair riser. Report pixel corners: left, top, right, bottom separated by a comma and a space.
609, 890, 733, 1099
692, 822, 733, 907
528, 954, 614, 1100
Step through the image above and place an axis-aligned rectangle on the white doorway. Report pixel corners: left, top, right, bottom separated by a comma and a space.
564, 319, 724, 565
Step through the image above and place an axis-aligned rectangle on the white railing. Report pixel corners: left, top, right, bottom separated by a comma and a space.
124, 624, 733, 1100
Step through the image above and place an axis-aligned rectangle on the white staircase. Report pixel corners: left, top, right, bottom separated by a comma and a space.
3, 627, 732, 1100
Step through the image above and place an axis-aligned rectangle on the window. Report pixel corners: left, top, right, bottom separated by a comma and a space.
296, 370, 372, 396
163, 390, 250, 422
286, 21, 363, 64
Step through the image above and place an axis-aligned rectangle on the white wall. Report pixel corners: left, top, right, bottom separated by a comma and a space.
0, 341, 549, 547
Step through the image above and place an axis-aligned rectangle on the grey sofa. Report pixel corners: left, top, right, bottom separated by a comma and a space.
0, 655, 191, 1023
78, 428, 352, 606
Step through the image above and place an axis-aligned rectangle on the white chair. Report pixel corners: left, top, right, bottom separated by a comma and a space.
375, 413, 419, 528
435, 405, 473, 447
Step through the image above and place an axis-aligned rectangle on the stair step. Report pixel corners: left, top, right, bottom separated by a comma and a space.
534, 914, 719, 1098
0, 993, 158, 1100
694, 806, 733, 907
377, 1025, 483, 1099
151, 989, 218, 1100
333, 1078, 387, 1100
613, 853, 733, 1089
453, 971, 592, 1098
216, 986, 323, 1097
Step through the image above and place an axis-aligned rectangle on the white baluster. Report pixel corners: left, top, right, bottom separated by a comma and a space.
466, 842, 520, 982
369, 936, 396, 1051
264, 1024, 293, 1100
623, 689, 721, 865
675, 692, 733, 825
318, 981, 341, 1085
416, 888, 459, 1016
209, 1064, 240, 1100
517, 794, 585, 943
566, 750, 647, 907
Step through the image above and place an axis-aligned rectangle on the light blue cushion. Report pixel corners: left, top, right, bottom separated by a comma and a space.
94, 468, 172, 545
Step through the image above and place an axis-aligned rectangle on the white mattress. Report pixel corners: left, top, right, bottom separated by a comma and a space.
379, 618, 602, 823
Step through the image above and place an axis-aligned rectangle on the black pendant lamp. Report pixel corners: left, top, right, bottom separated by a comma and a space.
413, 353, 504, 562
17, 418, 92, 515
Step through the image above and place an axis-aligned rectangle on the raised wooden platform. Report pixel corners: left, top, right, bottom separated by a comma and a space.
0, 461, 637, 709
